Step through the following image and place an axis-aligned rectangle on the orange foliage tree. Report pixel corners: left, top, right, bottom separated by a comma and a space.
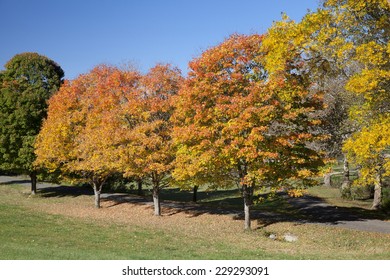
117, 64, 183, 215
35, 65, 140, 208
172, 34, 324, 229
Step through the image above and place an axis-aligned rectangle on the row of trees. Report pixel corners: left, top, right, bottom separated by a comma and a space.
33, 31, 327, 230
34, 63, 183, 215
1, 0, 389, 229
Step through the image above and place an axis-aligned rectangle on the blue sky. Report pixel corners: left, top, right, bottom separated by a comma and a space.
0, 0, 320, 79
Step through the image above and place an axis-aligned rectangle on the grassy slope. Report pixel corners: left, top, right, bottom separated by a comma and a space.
1, 203, 287, 260
0, 185, 287, 260
0, 184, 389, 260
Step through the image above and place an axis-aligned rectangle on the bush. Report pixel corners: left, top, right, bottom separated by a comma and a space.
382, 187, 390, 210
104, 174, 135, 193
349, 185, 374, 200
37, 170, 62, 184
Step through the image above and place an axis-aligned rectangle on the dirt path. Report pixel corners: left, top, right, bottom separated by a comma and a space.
1, 175, 389, 234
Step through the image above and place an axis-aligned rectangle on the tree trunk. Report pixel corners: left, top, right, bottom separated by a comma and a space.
324, 173, 331, 187
342, 155, 350, 185
153, 187, 161, 216
372, 171, 382, 210
137, 179, 143, 196
341, 154, 351, 198
93, 187, 101, 209
242, 184, 253, 230
192, 185, 199, 203
92, 177, 105, 209
244, 199, 251, 230
30, 172, 37, 195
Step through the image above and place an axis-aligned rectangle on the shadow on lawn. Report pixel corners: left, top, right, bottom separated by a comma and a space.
0, 179, 32, 185
158, 189, 390, 228
13, 180, 389, 227
87, 187, 390, 225
100, 188, 245, 218
38, 185, 93, 198
0, 178, 93, 198
251, 194, 390, 229
287, 195, 389, 222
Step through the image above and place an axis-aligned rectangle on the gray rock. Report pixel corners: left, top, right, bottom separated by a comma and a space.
283, 233, 298, 242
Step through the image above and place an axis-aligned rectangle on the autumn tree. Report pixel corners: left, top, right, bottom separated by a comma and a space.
35, 65, 140, 208
0, 52, 64, 194
323, 0, 390, 208
285, 0, 390, 206
314, 1, 389, 197
344, 118, 390, 209
117, 64, 183, 215
262, 11, 363, 193
173, 34, 324, 230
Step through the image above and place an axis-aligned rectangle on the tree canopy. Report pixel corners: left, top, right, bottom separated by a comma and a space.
173, 34, 324, 229
35, 63, 183, 211
117, 64, 183, 215
260, 0, 390, 208
321, 0, 390, 208
35, 64, 140, 207
0, 52, 64, 193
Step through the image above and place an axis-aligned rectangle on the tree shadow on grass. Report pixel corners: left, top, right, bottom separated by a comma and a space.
0, 179, 31, 186
159, 188, 242, 204
0, 178, 94, 198
101, 194, 150, 208
157, 188, 244, 218
100, 188, 390, 228
0, 178, 93, 198
38, 185, 93, 198
288, 195, 389, 221
102, 187, 244, 218
19, 181, 390, 232
156, 189, 390, 232
250, 194, 390, 230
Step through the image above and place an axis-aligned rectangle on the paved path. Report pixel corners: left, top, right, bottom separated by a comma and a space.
288, 196, 390, 234
1, 175, 389, 234
0, 175, 55, 189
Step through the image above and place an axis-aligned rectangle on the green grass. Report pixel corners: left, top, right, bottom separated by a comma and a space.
148, 186, 292, 212
308, 185, 375, 210
0, 201, 285, 260
1, 183, 390, 260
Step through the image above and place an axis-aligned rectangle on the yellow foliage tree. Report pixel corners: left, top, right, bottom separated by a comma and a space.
325, 0, 390, 208
264, 0, 389, 207
344, 117, 390, 208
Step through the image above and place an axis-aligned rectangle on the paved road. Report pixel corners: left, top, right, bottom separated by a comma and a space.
1, 175, 389, 234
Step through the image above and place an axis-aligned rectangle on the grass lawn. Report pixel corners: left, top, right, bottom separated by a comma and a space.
0, 183, 389, 260
0, 203, 282, 260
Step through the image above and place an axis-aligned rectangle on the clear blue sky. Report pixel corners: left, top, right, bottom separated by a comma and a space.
0, 0, 320, 79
